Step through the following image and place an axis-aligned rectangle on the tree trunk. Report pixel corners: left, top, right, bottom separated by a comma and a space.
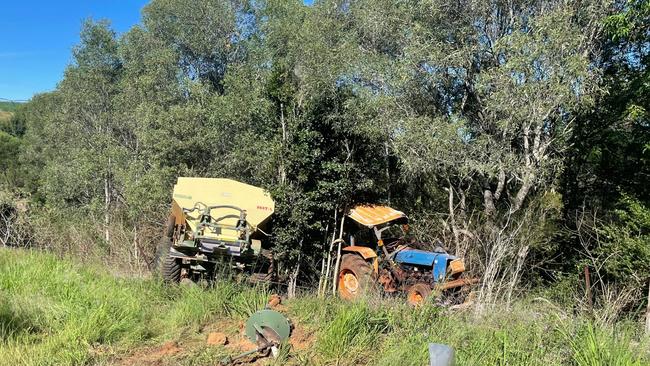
385, 140, 391, 204
320, 208, 338, 297
483, 188, 496, 220
447, 183, 461, 253
133, 224, 139, 271
646, 282, 650, 335
279, 103, 287, 185
506, 244, 529, 307
104, 172, 110, 246
511, 171, 535, 214
332, 211, 346, 296
288, 243, 302, 299
318, 222, 329, 296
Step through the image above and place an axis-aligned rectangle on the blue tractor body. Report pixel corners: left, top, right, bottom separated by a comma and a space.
394, 248, 458, 282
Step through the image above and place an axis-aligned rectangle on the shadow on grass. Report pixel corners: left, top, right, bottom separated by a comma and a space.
0, 298, 40, 341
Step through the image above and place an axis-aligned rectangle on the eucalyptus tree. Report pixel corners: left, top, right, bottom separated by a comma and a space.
36, 20, 125, 245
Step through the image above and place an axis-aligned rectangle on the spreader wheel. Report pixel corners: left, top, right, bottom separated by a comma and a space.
154, 215, 180, 283
407, 283, 432, 307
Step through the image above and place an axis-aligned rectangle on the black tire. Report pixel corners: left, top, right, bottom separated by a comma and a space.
154, 236, 181, 283
154, 216, 180, 283
407, 283, 432, 307
338, 254, 374, 300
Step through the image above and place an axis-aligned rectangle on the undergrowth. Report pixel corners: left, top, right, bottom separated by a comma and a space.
0, 248, 648, 365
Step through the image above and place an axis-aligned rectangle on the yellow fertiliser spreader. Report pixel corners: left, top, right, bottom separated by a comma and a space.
154, 178, 275, 283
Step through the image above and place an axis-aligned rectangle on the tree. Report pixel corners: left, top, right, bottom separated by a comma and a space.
342, 0, 608, 306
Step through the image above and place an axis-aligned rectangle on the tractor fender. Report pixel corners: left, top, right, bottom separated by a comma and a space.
342, 246, 377, 260
341, 246, 379, 275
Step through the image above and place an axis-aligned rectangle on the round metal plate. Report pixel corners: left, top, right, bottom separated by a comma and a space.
244, 309, 291, 344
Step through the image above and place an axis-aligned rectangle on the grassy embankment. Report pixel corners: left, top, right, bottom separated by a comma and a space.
0, 102, 19, 121
0, 248, 648, 366
0, 101, 18, 129
0, 102, 20, 113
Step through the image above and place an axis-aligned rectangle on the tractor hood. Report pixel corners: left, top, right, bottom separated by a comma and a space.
347, 205, 408, 228
394, 248, 458, 282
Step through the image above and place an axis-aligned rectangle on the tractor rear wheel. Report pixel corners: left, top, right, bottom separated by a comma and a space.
338, 254, 373, 300
407, 283, 432, 307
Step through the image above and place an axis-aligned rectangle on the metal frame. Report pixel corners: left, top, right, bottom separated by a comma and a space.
172, 203, 254, 263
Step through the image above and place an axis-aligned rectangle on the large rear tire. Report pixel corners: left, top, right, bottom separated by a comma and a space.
338, 254, 374, 300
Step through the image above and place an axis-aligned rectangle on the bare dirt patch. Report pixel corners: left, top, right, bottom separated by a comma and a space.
116, 341, 182, 366
207, 332, 229, 346
111, 299, 315, 365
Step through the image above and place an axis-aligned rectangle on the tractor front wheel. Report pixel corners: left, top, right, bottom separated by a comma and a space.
407, 283, 432, 307
338, 254, 373, 300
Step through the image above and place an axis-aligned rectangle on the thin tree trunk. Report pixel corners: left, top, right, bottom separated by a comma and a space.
332, 210, 346, 296
318, 222, 329, 295
104, 164, 111, 246
511, 171, 535, 214
506, 244, 529, 307
447, 182, 460, 254
483, 189, 496, 220
385, 140, 391, 204
645, 282, 650, 335
289, 243, 302, 299
133, 224, 139, 272
279, 103, 287, 185
318, 255, 326, 295
321, 208, 338, 297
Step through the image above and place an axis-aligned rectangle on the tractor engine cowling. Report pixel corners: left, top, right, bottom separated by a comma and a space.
394, 248, 458, 283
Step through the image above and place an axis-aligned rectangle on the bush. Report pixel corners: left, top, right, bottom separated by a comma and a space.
596, 195, 650, 286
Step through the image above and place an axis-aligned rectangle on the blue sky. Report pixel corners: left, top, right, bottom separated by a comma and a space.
1, 1, 149, 101
1, 1, 315, 101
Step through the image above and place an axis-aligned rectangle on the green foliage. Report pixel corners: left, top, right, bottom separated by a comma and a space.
595, 195, 650, 284
604, 0, 650, 42
558, 0, 650, 293
0, 132, 20, 186
4, 0, 649, 323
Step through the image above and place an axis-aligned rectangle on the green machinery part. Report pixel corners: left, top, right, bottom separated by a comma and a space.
221, 309, 291, 365
245, 309, 291, 344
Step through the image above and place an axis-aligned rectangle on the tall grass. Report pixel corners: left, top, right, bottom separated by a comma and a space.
562, 321, 647, 366
317, 303, 390, 364
0, 248, 648, 366
0, 249, 264, 365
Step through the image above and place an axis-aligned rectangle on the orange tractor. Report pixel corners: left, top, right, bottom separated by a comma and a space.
337, 205, 477, 306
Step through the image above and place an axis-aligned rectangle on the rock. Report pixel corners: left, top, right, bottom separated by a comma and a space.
206, 332, 228, 346
268, 294, 281, 307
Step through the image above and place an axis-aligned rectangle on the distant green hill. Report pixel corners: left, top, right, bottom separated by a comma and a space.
0, 101, 22, 113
